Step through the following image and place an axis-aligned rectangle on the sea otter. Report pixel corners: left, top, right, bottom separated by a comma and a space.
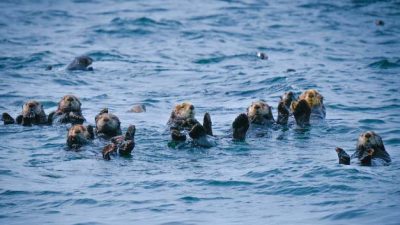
66, 124, 95, 149
102, 125, 136, 160
95, 108, 122, 138
232, 100, 275, 140
335, 131, 391, 166
1, 100, 48, 126
48, 95, 85, 125
167, 102, 214, 147
287, 89, 325, 126
66, 55, 93, 71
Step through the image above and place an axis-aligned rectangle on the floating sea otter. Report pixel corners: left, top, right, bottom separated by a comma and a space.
2, 100, 48, 126
102, 125, 136, 160
48, 95, 85, 125
291, 89, 326, 125
67, 55, 93, 71
335, 131, 391, 166
66, 124, 95, 149
95, 108, 122, 138
167, 102, 214, 147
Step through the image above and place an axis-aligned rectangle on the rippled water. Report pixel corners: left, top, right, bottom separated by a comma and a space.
1, 0, 400, 224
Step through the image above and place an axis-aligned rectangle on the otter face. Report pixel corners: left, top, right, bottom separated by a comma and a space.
58, 95, 81, 113
172, 102, 195, 120
67, 124, 93, 148
67, 55, 93, 71
247, 101, 273, 123
95, 110, 121, 137
357, 131, 384, 151
299, 89, 323, 108
22, 100, 45, 119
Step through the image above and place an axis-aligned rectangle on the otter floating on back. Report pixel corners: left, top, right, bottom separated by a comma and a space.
167, 102, 214, 147
2, 100, 48, 126
48, 95, 85, 125
335, 131, 391, 166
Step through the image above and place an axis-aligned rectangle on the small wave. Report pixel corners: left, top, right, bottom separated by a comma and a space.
368, 58, 400, 69
186, 179, 254, 186
322, 209, 366, 220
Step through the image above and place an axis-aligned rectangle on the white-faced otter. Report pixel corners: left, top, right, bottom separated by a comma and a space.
167, 102, 214, 147
66, 124, 94, 149
232, 100, 275, 140
102, 125, 136, 160
48, 95, 85, 125
66, 55, 93, 71
2, 100, 48, 126
95, 108, 122, 138
335, 131, 391, 166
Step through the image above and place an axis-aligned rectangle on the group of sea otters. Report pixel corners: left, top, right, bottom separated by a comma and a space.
1, 56, 392, 166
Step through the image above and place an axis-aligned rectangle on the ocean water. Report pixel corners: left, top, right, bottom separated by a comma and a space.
1, 0, 400, 224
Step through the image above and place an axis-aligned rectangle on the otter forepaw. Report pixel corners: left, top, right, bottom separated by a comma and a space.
293, 99, 311, 127
360, 149, 374, 166
232, 113, 249, 141
102, 143, 116, 160
118, 140, 135, 156
2, 113, 15, 125
171, 129, 186, 142
203, 112, 213, 136
189, 124, 207, 139
125, 125, 136, 141
335, 147, 350, 165
277, 101, 289, 125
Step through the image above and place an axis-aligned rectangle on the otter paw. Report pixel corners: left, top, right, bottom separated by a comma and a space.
203, 112, 213, 136
171, 129, 186, 142
293, 99, 311, 126
335, 147, 350, 165
189, 124, 207, 139
118, 140, 135, 156
102, 144, 116, 160
277, 101, 289, 125
232, 113, 249, 141
360, 149, 374, 166
125, 125, 136, 141
2, 113, 15, 125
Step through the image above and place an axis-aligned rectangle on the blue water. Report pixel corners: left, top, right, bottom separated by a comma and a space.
1, 0, 400, 224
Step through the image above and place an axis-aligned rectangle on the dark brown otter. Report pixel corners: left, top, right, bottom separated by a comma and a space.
95, 108, 122, 138
102, 125, 136, 160
48, 95, 85, 125
167, 102, 213, 147
67, 55, 93, 71
335, 131, 391, 166
66, 124, 94, 149
2, 100, 48, 126
232, 100, 275, 140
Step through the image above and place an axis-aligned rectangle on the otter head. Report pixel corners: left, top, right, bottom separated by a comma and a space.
299, 89, 323, 108
247, 100, 273, 124
95, 108, 122, 137
67, 55, 93, 71
172, 102, 195, 120
356, 131, 384, 154
21, 100, 45, 119
58, 95, 81, 113
67, 124, 94, 149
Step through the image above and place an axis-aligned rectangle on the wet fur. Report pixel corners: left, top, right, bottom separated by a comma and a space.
48, 95, 85, 124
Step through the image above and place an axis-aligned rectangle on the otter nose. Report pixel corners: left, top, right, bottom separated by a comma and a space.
67, 97, 74, 102
189, 105, 194, 110
74, 130, 81, 135
308, 93, 314, 98
365, 133, 371, 138
28, 103, 35, 108
254, 105, 260, 110
103, 117, 110, 122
